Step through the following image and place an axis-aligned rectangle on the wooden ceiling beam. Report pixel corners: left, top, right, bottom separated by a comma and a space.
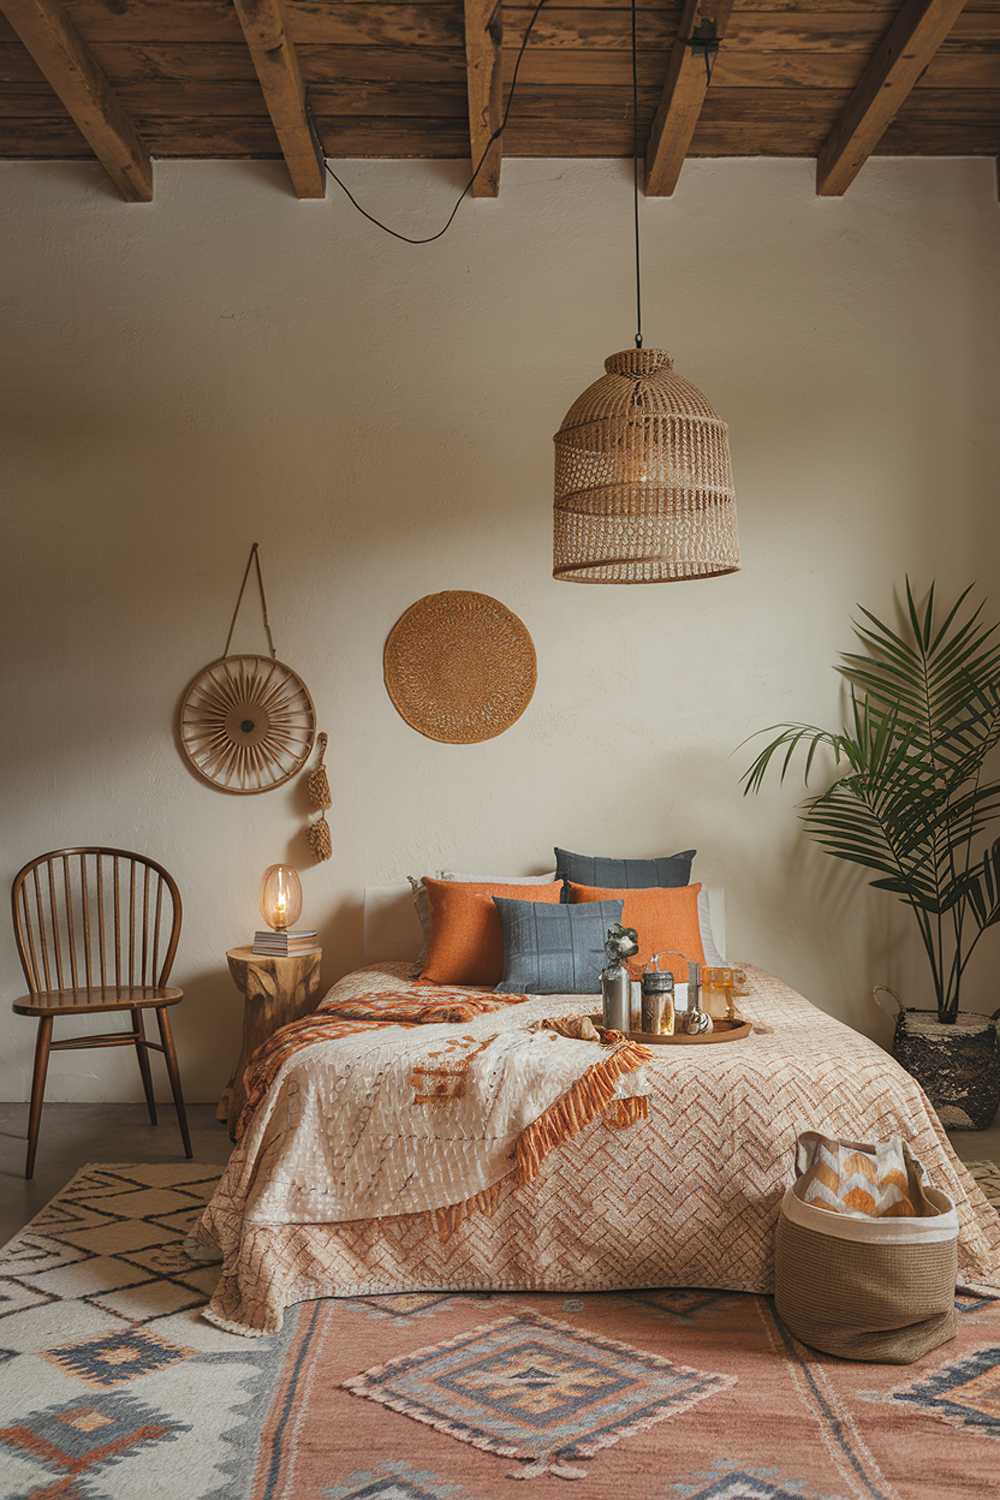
816, 0, 970, 196
232, 0, 324, 198
464, 0, 502, 196
644, 0, 735, 197
0, 0, 151, 200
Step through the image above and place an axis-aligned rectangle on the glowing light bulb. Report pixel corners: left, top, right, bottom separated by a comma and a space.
259, 864, 302, 932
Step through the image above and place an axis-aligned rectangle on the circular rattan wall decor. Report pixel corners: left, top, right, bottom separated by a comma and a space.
384, 591, 536, 744
179, 654, 316, 795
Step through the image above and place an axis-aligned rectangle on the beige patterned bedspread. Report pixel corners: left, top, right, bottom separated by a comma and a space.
196, 962, 1000, 1337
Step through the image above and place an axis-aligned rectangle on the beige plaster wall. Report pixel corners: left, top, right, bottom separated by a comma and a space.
2, 155, 998, 1103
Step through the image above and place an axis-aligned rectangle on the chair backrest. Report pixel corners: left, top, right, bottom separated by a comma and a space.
11, 848, 182, 994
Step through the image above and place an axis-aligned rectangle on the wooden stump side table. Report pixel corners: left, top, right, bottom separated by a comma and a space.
218, 945, 323, 1140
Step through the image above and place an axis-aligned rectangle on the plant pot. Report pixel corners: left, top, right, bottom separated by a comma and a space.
880, 992, 1000, 1130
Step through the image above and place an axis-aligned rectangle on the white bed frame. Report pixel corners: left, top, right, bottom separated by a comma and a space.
362, 883, 727, 965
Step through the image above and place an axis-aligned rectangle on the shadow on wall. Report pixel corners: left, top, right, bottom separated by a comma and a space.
664, 739, 907, 1043
278, 775, 364, 975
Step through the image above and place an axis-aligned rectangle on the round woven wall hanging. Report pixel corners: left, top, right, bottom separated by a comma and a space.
179, 655, 315, 794
177, 545, 316, 794
384, 591, 536, 744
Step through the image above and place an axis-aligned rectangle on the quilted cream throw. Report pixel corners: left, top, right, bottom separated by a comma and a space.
220, 986, 652, 1242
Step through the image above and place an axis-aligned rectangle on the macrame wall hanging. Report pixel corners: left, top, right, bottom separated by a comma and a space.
178, 543, 317, 795
303, 731, 333, 861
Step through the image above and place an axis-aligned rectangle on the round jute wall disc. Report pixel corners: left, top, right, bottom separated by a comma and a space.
384, 592, 536, 744
178, 654, 316, 794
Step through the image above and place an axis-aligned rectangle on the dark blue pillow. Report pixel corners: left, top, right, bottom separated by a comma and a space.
555, 846, 695, 895
494, 897, 623, 995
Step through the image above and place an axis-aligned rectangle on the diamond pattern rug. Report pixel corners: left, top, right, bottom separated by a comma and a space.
344, 1308, 734, 1479
0, 1161, 998, 1498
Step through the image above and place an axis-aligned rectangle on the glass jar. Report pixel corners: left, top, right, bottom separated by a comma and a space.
702, 966, 736, 1022
640, 954, 675, 1035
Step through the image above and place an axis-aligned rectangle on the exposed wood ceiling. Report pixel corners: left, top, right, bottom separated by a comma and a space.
0, 0, 997, 203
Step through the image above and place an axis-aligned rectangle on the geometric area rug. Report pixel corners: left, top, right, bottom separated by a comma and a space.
1, 1164, 999, 1499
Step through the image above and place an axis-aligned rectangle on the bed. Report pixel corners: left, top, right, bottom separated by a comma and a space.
194, 890, 1000, 1338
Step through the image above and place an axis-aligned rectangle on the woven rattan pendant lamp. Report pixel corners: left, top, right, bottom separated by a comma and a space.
552, 7, 739, 584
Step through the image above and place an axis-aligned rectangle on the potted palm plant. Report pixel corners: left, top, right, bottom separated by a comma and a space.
743, 581, 1000, 1129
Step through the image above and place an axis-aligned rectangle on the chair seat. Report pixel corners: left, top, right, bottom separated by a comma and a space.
13, 985, 183, 1017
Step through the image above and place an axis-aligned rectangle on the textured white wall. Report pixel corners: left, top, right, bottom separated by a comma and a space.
2, 156, 998, 1104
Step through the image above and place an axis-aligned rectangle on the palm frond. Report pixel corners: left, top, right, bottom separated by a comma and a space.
740, 581, 1000, 1019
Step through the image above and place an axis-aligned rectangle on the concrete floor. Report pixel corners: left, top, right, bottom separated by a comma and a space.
1, 1101, 998, 1248
0, 1102, 232, 1245
950, 1122, 1000, 1165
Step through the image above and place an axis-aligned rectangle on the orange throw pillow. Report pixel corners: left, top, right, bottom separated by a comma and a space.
420, 879, 563, 987
566, 881, 705, 982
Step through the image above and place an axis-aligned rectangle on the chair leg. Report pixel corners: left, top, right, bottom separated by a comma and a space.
156, 1007, 192, 1158
26, 1016, 53, 1180
132, 1009, 157, 1125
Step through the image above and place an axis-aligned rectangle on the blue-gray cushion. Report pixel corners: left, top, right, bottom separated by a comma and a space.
555, 846, 695, 894
494, 896, 623, 994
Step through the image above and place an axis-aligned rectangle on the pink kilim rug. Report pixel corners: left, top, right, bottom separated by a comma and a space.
0, 1161, 998, 1498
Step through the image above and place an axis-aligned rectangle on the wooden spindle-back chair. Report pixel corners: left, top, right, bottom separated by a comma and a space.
11, 847, 192, 1178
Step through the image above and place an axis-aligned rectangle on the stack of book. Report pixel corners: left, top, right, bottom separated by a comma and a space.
251, 929, 319, 957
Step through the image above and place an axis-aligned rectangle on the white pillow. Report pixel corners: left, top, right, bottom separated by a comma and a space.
698, 888, 725, 965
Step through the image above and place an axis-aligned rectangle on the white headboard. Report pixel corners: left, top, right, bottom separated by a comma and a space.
363, 883, 423, 962
362, 883, 727, 965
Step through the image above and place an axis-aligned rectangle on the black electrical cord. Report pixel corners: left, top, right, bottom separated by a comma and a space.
688, 19, 720, 85
321, 0, 549, 245
629, 0, 642, 349
319, 0, 718, 347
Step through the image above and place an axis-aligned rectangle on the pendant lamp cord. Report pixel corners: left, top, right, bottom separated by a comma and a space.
689, 19, 720, 85
318, 0, 714, 283
630, 0, 642, 349
321, 0, 549, 245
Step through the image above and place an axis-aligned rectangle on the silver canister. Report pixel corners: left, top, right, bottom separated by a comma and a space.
629, 980, 643, 1031
641, 969, 675, 1035
601, 965, 630, 1031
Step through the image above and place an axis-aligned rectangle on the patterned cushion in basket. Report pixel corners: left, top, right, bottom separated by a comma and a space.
800, 1136, 927, 1218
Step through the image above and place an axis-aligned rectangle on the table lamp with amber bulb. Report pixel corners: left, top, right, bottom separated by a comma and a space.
252, 865, 317, 956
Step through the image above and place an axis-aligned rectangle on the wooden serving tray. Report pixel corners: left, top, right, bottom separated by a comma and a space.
591, 1014, 752, 1045
635, 1017, 752, 1045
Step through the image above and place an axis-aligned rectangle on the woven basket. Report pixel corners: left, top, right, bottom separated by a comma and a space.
553, 348, 739, 584
774, 1132, 958, 1363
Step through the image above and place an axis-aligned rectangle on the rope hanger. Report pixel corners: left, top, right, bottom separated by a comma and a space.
223, 542, 277, 660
